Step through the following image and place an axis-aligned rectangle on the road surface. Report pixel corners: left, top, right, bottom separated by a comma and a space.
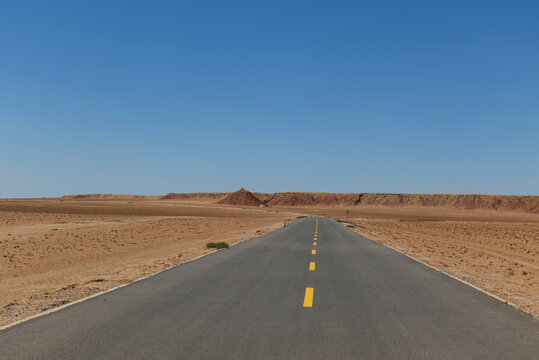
1, 217, 537, 359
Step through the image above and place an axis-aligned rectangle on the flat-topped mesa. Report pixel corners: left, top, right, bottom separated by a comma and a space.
217, 188, 265, 207
157, 191, 538, 214
161, 192, 227, 200
262, 193, 539, 213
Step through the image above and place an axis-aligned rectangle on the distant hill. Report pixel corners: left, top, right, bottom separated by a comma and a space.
260, 192, 539, 213
61, 194, 155, 200
216, 188, 265, 207
161, 192, 227, 200
156, 191, 539, 214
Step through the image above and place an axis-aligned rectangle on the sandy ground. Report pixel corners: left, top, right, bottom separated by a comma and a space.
306, 207, 538, 318
2, 197, 538, 325
0, 200, 297, 327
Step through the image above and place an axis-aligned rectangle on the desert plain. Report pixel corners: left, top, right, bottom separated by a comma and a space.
1, 191, 538, 327
0, 196, 297, 327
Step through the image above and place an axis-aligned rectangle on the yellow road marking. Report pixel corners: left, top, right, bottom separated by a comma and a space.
309, 262, 315, 271
303, 287, 314, 307
312, 249, 316, 255
313, 242, 316, 246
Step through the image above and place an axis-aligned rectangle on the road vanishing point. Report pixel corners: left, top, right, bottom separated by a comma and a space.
1, 217, 537, 359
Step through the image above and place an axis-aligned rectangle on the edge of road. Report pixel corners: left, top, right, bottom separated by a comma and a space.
0, 217, 309, 332
6, 215, 529, 332
1, 252, 213, 332
334, 220, 526, 314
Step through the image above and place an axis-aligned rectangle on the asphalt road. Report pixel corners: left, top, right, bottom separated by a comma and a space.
1, 217, 537, 359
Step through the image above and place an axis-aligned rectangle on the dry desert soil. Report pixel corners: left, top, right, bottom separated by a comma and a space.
1, 191, 538, 327
0, 198, 298, 327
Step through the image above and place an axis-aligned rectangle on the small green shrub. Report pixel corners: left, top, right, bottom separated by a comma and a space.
296, 216, 308, 219
206, 242, 230, 249
346, 224, 356, 228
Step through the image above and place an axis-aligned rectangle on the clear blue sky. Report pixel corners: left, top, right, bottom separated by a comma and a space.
1, 1, 538, 197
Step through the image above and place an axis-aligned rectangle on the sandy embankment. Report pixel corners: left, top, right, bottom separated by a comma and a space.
0, 200, 297, 327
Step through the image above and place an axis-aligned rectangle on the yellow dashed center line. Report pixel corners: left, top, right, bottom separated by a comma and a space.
302, 218, 319, 308
303, 287, 314, 307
